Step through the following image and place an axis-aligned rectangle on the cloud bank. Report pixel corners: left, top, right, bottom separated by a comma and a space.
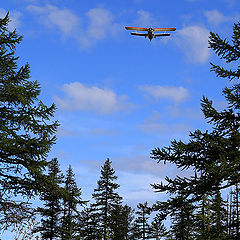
55, 82, 131, 114
27, 4, 119, 48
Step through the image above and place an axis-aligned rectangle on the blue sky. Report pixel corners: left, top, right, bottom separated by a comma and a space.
1, 0, 240, 237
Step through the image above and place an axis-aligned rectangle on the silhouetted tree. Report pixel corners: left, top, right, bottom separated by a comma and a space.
91, 158, 122, 240
135, 202, 152, 240
61, 165, 85, 239
169, 199, 195, 240
151, 21, 240, 220
110, 204, 135, 240
36, 158, 64, 240
78, 206, 101, 240
0, 13, 58, 230
149, 213, 167, 240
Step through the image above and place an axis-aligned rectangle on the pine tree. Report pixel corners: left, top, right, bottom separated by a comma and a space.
91, 158, 122, 240
208, 190, 228, 239
110, 204, 135, 240
194, 195, 211, 240
151, 21, 240, 219
77, 206, 102, 240
0, 13, 58, 229
134, 202, 152, 240
229, 184, 240, 239
36, 158, 64, 240
149, 213, 167, 240
61, 165, 85, 240
169, 200, 195, 240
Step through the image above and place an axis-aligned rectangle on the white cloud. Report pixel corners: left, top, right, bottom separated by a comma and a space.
27, 4, 80, 36
176, 25, 210, 64
134, 10, 154, 27
204, 10, 228, 26
140, 85, 189, 103
0, 9, 22, 31
27, 5, 119, 48
78, 7, 120, 48
54, 82, 132, 114
118, 171, 164, 205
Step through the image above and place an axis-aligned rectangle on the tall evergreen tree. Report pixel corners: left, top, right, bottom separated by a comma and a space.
91, 158, 122, 240
134, 202, 152, 240
77, 206, 102, 240
228, 184, 240, 239
209, 190, 228, 239
169, 200, 195, 240
151, 21, 240, 220
36, 158, 64, 240
194, 195, 211, 240
61, 165, 85, 240
0, 13, 58, 229
149, 213, 167, 240
110, 204, 135, 240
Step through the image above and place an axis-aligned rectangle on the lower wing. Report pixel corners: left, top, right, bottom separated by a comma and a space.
154, 33, 171, 37
131, 32, 148, 37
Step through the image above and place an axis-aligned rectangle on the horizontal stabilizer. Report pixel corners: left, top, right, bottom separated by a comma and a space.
153, 27, 176, 31
131, 32, 148, 36
125, 27, 148, 31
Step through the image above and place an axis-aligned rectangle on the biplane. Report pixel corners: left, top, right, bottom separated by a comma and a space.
125, 26, 176, 41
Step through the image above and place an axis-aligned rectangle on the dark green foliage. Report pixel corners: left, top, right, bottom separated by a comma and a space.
169, 199, 195, 240
110, 204, 135, 240
149, 213, 167, 240
78, 207, 102, 240
209, 190, 228, 239
36, 158, 64, 240
228, 184, 240, 239
0, 13, 58, 229
134, 202, 152, 240
61, 165, 85, 239
91, 158, 122, 240
151, 21, 240, 220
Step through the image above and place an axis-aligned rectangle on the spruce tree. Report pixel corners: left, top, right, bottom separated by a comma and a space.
110, 204, 135, 240
229, 184, 240, 239
169, 200, 195, 240
209, 190, 228, 239
0, 13, 58, 229
36, 158, 64, 240
194, 195, 211, 240
61, 165, 85, 240
151, 21, 240, 219
78, 206, 102, 240
149, 213, 167, 240
134, 202, 152, 240
91, 158, 122, 240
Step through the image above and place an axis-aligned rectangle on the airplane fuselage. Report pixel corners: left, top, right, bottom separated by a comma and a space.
147, 28, 154, 41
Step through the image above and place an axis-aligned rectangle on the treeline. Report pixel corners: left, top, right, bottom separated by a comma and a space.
33, 157, 166, 239
1, 11, 240, 240
33, 158, 240, 240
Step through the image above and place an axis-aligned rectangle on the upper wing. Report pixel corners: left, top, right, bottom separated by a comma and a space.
125, 27, 148, 31
153, 27, 176, 32
131, 32, 148, 37
154, 33, 171, 37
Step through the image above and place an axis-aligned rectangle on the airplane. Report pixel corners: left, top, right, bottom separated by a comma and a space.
125, 26, 176, 41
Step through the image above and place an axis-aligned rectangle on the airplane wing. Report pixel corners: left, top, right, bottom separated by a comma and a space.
153, 27, 176, 31
125, 27, 148, 31
131, 32, 148, 37
154, 33, 171, 37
